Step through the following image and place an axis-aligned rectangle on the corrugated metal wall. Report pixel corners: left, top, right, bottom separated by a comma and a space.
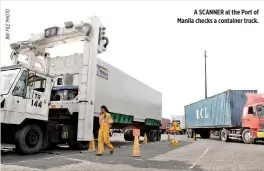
185, 90, 257, 128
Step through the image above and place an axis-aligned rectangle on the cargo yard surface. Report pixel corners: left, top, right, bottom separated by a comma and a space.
1, 134, 263, 171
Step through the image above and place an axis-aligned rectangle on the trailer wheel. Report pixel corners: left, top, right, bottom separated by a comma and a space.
68, 126, 89, 150
15, 124, 43, 155
124, 130, 134, 141
242, 129, 256, 144
156, 131, 161, 141
147, 130, 154, 142
220, 129, 229, 142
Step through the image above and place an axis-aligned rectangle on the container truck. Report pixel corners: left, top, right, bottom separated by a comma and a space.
1, 16, 162, 155
185, 90, 264, 144
159, 118, 171, 134
171, 115, 186, 134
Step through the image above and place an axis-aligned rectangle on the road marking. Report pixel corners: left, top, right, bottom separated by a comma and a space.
189, 148, 209, 170
133, 159, 143, 161
65, 158, 85, 162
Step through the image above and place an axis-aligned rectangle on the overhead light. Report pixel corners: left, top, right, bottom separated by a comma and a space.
44, 27, 59, 38
64, 21, 74, 28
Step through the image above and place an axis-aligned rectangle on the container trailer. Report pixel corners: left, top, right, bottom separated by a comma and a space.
185, 90, 264, 144
1, 16, 162, 155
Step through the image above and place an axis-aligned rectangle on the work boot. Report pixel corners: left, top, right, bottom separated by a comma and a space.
96, 153, 103, 156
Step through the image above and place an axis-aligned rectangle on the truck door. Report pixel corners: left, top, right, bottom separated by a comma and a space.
8, 70, 29, 115
242, 106, 259, 130
25, 73, 51, 118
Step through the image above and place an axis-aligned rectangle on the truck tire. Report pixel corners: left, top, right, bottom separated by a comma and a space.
220, 129, 230, 142
187, 129, 194, 138
15, 124, 43, 155
68, 126, 89, 150
242, 129, 256, 144
156, 131, 161, 141
147, 130, 157, 142
124, 130, 134, 141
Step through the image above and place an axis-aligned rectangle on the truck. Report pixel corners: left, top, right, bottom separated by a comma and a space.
159, 118, 171, 134
185, 90, 264, 144
0, 16, 162, 155
171, 115, 186, 134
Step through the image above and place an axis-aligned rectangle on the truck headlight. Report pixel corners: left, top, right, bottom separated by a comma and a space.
44, 27, 59, 38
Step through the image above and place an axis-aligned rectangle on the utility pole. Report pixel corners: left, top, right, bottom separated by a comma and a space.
204, 50, 208, 98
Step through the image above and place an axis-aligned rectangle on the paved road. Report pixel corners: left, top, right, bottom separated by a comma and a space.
1, 134, 264, 171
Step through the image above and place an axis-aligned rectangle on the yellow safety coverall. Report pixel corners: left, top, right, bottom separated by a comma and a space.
97, 112, 114, 155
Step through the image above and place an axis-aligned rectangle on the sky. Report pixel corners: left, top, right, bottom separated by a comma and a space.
1, 1, 264, 119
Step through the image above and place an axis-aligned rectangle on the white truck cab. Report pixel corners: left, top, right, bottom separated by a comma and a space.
1, 16, 108, 154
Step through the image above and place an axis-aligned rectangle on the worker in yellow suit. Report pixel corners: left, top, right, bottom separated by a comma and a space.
96, 105, 114, 156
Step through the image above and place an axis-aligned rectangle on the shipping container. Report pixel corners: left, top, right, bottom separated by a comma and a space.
185, 90, 257, 129
95, 58, 162, 122
172, 115, 186, 130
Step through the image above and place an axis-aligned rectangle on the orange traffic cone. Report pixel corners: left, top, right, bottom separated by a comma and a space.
88, 135, 96, 152
132, 136, 140, 157
193, 134, 197, 141
168, 133, 171, 141
143, 132, 147, 144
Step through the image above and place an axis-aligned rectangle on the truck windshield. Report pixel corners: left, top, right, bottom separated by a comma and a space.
257, 105, 264, 118
0, 69, 20, 95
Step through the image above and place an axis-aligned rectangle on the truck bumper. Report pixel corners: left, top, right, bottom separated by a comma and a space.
257, 132, 264, 138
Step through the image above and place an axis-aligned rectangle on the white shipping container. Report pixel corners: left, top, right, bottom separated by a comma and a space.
49, 54, 162, 122
171, 115, 185, 129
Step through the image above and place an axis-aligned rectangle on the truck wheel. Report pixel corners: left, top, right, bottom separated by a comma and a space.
242, 129, 256, 144
220, 129, 229, 142
152, 130, 157, 142
68, 126, 89, 150
124, 130, 134, 141
15, 124, 43, 155
156, 131, 161, 141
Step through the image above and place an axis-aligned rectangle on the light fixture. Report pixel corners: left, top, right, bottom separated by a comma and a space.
44, 27, 59, 38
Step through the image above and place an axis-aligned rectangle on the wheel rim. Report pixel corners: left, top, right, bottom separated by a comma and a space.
221, 131, 226, 140
244, 131, 252, 142
25, 130, 39, 148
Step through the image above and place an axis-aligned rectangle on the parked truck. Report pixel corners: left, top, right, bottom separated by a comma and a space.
1, 16, 162, 155
171, 115, 186, 134
159, 118, 171, 134
185, 90, 264, 144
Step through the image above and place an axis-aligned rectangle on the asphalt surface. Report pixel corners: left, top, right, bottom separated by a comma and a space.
1, 134, 264, 171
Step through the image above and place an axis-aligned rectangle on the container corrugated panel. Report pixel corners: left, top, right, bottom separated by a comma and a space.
185, 90, 257, 128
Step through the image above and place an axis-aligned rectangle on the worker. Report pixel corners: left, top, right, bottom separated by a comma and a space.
96, 105, 114, 156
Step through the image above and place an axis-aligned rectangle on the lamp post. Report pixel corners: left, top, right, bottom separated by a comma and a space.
204, 50, 207, 99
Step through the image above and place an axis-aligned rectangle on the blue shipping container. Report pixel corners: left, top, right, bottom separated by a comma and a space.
185, 90, 257, 128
